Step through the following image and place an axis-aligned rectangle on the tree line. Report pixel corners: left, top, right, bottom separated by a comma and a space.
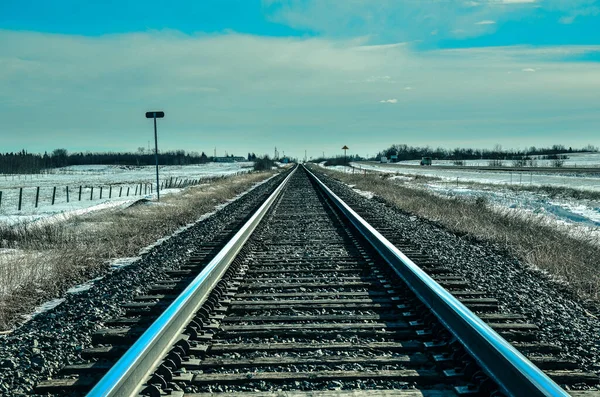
0, 149, 216, 174
375, 144, 598, 162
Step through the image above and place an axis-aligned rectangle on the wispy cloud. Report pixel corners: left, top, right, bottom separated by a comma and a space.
264, 0, 596, 42
1, 29, 600, 154
495, 0, 537, 4
366, 75, 394, 83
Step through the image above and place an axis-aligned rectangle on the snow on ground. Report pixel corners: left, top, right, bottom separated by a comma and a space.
12, 172, 279, 321
385, 151, 600, 168
425, 183, 600, 228
324, 162, 600, 233
318, 163, 355, 174
0, 162, 253, 225
345, 184, 375, 200
354, 162, 600, 192
353, 188, 375, 199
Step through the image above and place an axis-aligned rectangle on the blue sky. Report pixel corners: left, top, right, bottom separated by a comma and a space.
1, 0, 600, 158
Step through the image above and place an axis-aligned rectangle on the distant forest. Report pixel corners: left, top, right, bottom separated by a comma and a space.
0, 149, 258, 174
376, 144, 599, 162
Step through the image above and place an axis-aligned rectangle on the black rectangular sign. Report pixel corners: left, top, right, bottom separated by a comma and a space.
145, 111, 165, 118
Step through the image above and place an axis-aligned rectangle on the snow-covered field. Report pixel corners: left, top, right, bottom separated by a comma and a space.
354, 161, 600, 192
425, 183, 600, 228
322, 161, 600, 234
0, 162, 253, 224
386, 152, 600, 168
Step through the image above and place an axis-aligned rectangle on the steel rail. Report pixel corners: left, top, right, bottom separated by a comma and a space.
304, 165, 569, 397
87, 166, 297, 397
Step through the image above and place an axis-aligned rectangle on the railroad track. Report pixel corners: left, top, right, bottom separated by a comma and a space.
36, 165, 598, 397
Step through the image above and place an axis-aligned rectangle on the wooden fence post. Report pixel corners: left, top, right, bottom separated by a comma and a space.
119, 186, 122, 197
79, 186, 82, 201
35, 186, 40, 208
90, 187, 94, 200
127, 187, 130, 196
100, 186, 103, 199
109, 186, 112, 199
66, 186, 69, 203
52, 186, 56, 205
134, 185, 138, 195
18, 187, 22, 211
0, 191, 2, 208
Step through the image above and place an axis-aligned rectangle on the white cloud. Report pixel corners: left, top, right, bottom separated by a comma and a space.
558, 5, 600, 24
438, 45, 600, 59
404, 86, 413, 90
495, 0, 536, 4
559, 15, 576, 24
264, 0, 594, 42
1, 29, 600, 155
366, 75, 393, 83
475, 20, 497, 24
522, 68, 537, 72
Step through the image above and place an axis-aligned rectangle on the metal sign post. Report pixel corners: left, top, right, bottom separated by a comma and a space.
145, 111, 165, 201
342, 145, 349, 171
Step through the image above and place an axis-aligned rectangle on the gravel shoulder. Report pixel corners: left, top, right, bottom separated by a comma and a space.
314, 168, 600, 378
0, 172, 285, 395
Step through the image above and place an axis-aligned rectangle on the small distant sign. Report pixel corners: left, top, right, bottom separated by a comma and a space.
145, 111, 165, 118
342, 145, 349, 150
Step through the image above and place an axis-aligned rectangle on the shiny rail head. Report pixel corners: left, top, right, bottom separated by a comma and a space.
303, 165, 569, 397
86, 166, 297, 397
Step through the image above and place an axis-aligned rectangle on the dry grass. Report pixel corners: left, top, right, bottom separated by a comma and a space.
0, 171, 277, 329
316, 166, 600, 302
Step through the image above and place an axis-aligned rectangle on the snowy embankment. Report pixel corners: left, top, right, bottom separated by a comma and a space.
324, 162, 600, 235
0, 162, 253, 225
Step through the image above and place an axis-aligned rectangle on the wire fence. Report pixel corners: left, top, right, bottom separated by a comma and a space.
0, 176, 207, 212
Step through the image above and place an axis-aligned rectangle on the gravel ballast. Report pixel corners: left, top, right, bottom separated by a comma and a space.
314, 169, 600, 379
3, 166, 599, 395
0, 173, 285, 395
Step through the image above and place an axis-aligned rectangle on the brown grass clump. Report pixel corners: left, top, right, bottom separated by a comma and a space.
0, 171, 276, 329
315, 167, 600, 301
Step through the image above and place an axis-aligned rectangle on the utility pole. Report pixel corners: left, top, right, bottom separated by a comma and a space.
145, 111, 165, 201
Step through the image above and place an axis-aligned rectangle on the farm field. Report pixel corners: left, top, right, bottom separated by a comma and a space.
327, 162, 600, 232
0, 162, 253, 224
355, 159, 600, 192
0, 169, 279, 328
